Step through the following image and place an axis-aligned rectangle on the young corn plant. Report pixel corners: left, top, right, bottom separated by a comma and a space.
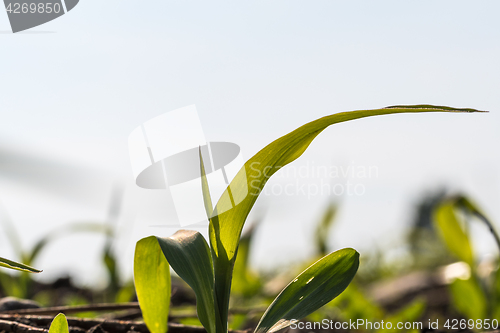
134, 105, 484, 333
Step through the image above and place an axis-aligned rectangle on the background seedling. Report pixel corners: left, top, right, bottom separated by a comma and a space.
433, 195, 500, 321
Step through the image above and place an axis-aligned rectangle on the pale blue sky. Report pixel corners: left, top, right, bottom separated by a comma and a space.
1, 1, 499, 285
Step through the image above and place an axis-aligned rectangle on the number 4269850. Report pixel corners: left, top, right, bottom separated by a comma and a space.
5, 3, 62, 14
444, 319, 499, 330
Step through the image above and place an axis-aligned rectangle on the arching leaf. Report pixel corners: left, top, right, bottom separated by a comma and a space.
255, 248, 359, 333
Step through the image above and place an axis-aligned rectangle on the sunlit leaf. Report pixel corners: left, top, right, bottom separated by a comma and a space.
255, 248, 359, 333
433, 201, 474, 266
0, 256, 41, 273
449, 277, 487, 321
48, 313, 69, 333
134, 236, 171, 333
209, 105, 485, 326
157, 230, 222, 333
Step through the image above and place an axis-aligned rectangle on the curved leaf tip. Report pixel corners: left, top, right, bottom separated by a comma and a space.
0, 257, 42, 273
384, 105, 488, 113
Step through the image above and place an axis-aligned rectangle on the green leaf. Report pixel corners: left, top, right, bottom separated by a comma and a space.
209, 105, 485, 327
433, 201, 474, 266
48, 313, 69, 333
156, 230, 222, 333
255, 248, 359, 333
0, 256, 41, 273
449, 277, 487, 321
134, 236, 171, 333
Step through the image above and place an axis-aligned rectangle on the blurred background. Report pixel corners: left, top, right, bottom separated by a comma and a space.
0, 1, 499, 292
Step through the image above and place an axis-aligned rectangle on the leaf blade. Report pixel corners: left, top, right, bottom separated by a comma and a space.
134, 236, 171, 333
0, 256, 42, 273
255, 248, 359, 333
156, 230, 221, 333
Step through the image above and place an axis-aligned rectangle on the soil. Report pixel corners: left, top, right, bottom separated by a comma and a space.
0, 271, 496, 333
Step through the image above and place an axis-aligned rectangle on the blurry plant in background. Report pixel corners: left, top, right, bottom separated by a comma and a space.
0, 187, 131, 304
433, 195, 500, 322
407, 190, 452, 270
0, 219, 111, 301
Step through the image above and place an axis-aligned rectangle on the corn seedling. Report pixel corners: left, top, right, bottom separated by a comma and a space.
134, 105, 484, 333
